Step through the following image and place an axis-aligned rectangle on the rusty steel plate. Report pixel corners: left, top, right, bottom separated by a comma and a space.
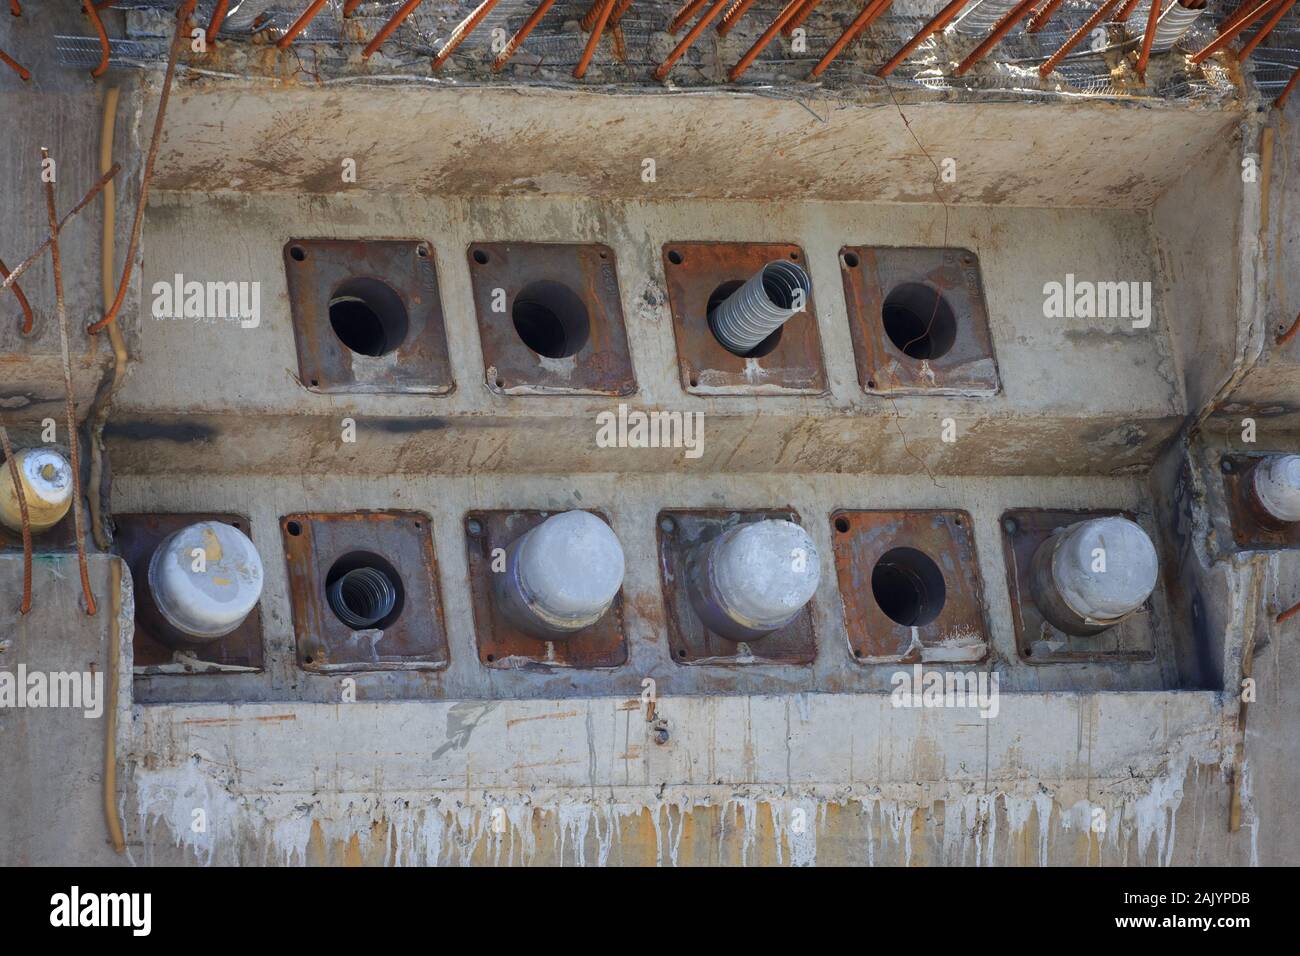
115, 512, 264, 671
656, 509, 816, 665
831, 509, 988, 664
466, 242, 636, 395
1001, 509, 1156, 664
662, 242, 827, 395
281, 511, 449, 672
840, 246, 999, 396
283, 238, 453, 394
465, 510, 627, 670
1221, 455, 1300, 551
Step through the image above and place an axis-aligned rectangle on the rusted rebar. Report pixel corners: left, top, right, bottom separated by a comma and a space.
1218, 0, 1269, 33
954, 0, 1039, 74
731, 0, 819, 80
0, 417, 33, 615
1026, 0, 1065, 31
669, 0, 713, 33
493, 0, 559, 69
1279, 598, 1300, 623
1134, 0, 1162, 78
1040, 0, 1124, 77
1, 164, 120, 297
1189, 0, 1276, 63
810, 0, 892, 78
575, 0, 616, 77
718, 0, 759, 35
82, 0, 111, 78
1278, 312, 1300, 345
1237, 0, 1297, 60
655, 0, 730, 80
88, 0, 193, 336
276, 0, 330, 48
433, 0, 502, 70
0, 46, 30, 80
207, 0, 231, 43
782, 0, 821, 36
1278, 65, 1300, 107
878, 0, 969, 76
363, 0, 425, 58
0, 256, 34, 335
41, 147, 96, 617
1112, 0, 1141, 21
9, 2, 20, 17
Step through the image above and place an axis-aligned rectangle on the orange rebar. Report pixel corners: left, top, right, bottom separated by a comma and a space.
41, 148, 96, 617
1218, 0, 1269, 33
810, 0, 892, 78
433, 0, 502, 70
1040, 0, 1124, 77
88, 1, 193, 336
1278, 312, 1300, 345
363, 0, 425, 58
1277, 65, 1300, 107
575, 0, 616, 77
344, 0, 365, 14
207, 0, 231, 43
1112, 0, 1141, 21
1189, 0, 1277, 63
9, 1, 20, 16
0, 418, 32, 615
276, 0, 330, 48
669, 0, 713, 33
1134, 0, 1162, 78
782, 0, 821, 36
0, 46, 30, 80
82, 0, 111, 78
0, 257, 33, 335
718, 0, 759, 35
1238, 0, 1297, 60
730, 0, 818, 80
1279, 599, 1300, 623
494, 0, 559, 68
878, 0, 969, 76
954, 0, 1038, 74
1026, 0, 1065, 31
609, 0, 636, 26
2, 164, 120, 298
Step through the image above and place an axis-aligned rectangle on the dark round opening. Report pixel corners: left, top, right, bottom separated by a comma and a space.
706, 280, 782, 358
511, 280, 590, 358
668, 250, 683, 265
289, 245, 306, 262
842, 251, 860, 268
286, 521, 302, 536
329, 277, 409, 357
325, 551, 405, 630
881, 283, 957, 360
834, 516, 851, 534
871, 546, 946, 627
473, 249, 489, 265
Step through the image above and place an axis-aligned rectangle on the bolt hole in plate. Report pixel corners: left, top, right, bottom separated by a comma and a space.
831, 510, 988, 663
283, 239, 454, 395
1000, 508, 1157, 664
465, 510, 627, 669
281, 512, 449, 673
662, 242, 827, 395
839, 246, 999, 396
114, 513, 265, 674
466, 242, 636, 395
655, 509, 817, 665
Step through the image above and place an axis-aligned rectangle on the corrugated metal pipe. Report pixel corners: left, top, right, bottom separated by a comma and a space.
708, 260, 811, 355
951, 0, 1020, 35
1134, 0, 1206, 52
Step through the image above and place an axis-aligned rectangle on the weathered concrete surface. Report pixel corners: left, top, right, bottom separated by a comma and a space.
0, 556, 133, 866
151, 85, 1240, 207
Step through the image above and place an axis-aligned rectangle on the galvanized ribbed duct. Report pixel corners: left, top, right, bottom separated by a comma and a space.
708, 260, 811, 355
951, 0, 1022, 37
328, 566, 399, 630
1134, 0, 1207, 52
